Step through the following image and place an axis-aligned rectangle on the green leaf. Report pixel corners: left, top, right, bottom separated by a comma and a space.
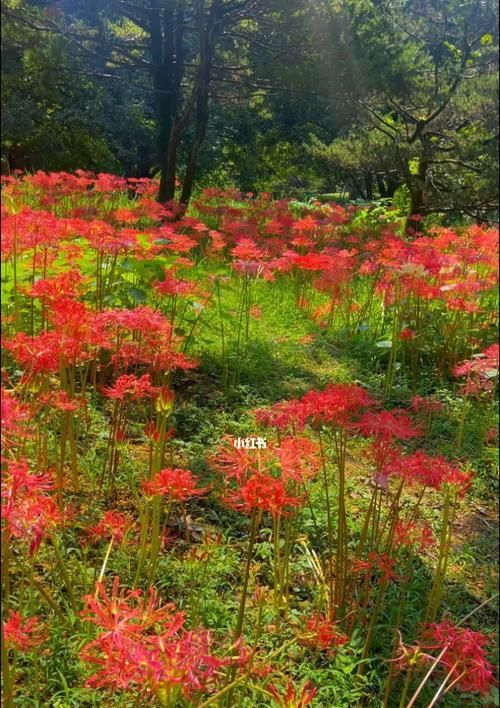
128, 286, 147, 303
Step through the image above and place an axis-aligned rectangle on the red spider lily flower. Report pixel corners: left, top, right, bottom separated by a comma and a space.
355, 409, 422, 443
3, 611, 47, 651
162, 232, 198, 253
410, 395, 443, 415
301, 383, 373, 429
277, 436, 321, 482
86, 511, 134, 544
153, 269, 194, 297
394, 520, 436, 552
388, 450, 473, 494
112, 208, 140, 224
454, 345, 499, 396
102, 374, 159, 401
142, 468, 209, 502
269, 679, 317, 707
1, 458, 54, 498
351, 557, 373, 575
80, 578, 233, 700
223, 472, 301, 517
301, 612, 348, 656
5, 493, 66, 556
38, 389, 85, 412
293, 215, 320, 234
207, 438, 277, 483
352, 552, 397, 581
254, 399, 307, 432
368, 551, 398, 582
1, 458, 66, 554
249, 305, 262, 319
399, 327, 416, 340
81, 577, 180, 643
421, 621, 498, 696
231, 238, 264, 261
28, 269, 88, 303
387, 631, 433, 672
1, 388, 33, 449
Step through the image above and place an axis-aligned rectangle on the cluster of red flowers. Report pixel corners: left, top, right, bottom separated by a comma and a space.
80, 577, 240, 701
421, 621, 497, 695
101, 374, 159, 401
1, 458, 65, 555
86, 511, 133, 544
454, 344, 499, 396
142, 468, 209, 502
209, 438, 311, 517
3, 611, 47, 651
301, 612, 348, 656
255, 383, 372, 432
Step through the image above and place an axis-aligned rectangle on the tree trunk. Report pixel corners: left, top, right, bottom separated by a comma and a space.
404, 148, 429, 234
364, 173, 374, 200
179, 0, 223, 210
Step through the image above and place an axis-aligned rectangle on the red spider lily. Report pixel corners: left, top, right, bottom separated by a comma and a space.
387, 630, 432, 672
254, 399, 307, 432
421, 621, 498, 695
1, 458, 66, 554
223, 472, 301, 517
101, 374, 159, 401
207, 438, 277, 483
112, 208, 140, 224
144, 422, 175, 442
81, 626, 229, 699
277, 436, 321, 482
86, 511, 134, 544
301, 383, 373, 429
249, 305, 262, 319
153, 269, 195, 297
410, 395, 443, 415
388, 450, 472, 494
301, 612, 348, 656
28, 269, 88, 303
351, 552, 397, 582
81, 577, 180, 644
1, 458, 54, 498
269, 679, 317, 707
162, 232, 198, 253
3, 611, 47, 651
369, 551, 398, 582
355, 409, 422, 443
142, 468, 209, 502
4, 493, 66, 556
394, 520, 436, 552
399, 327, 416, 340
231, 238, 264, 261
1, 388, 33, 449
94, 306, 197, 372
292, 252, 333, 271
454, 345, 499, 395
38, 390, 85, 412
81, 578, 234, 700
232, 259, 264, 277
3, 320, 103, 375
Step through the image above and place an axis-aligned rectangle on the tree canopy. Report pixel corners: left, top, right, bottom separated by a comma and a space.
1, 0, 498, 222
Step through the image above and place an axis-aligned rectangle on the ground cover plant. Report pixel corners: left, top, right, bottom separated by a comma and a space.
1, 171, 499, 706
